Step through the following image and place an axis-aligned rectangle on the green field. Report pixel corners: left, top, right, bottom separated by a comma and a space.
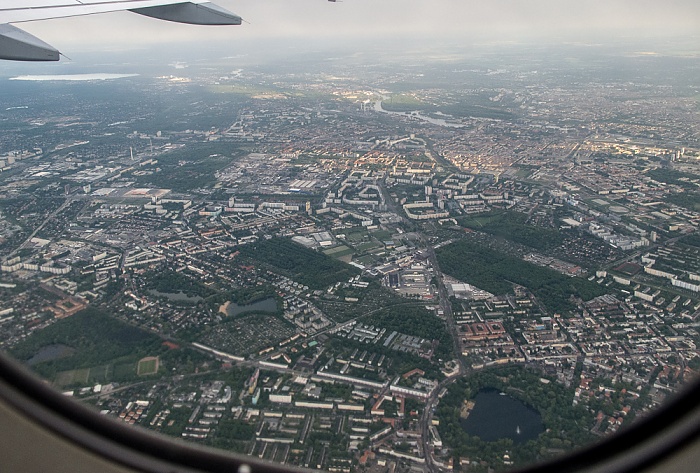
355, 255, 379, 266
371, 230, 394, 241
54, 363, 137, 387
355, 241, 383, 253
380, 93, 426, 112
344, 230, 369, 242
55, 368, 90, 387
323, 245, 354, 257
137, 357, 159, 376
113, 362, 136, 379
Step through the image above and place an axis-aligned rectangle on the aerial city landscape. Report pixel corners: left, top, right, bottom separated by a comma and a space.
0, 38, 699, 472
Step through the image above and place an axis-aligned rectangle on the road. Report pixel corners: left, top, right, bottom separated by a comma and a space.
419, 370, 462, 473
419, 242, 466, 472
423, 242, 464, 374
377, 180, 466, 471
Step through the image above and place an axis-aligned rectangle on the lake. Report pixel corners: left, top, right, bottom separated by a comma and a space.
148, 290, 203, 302
461, 388, 544, 444
10, 73, 139, 81
224, 298, 278, 316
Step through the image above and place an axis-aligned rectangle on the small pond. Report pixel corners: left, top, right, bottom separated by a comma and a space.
225, 298, 278, 316
27, 344, 75, 365
148, 289, 203, 302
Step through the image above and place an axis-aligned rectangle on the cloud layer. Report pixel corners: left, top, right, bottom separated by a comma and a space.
14, 0, 700, 55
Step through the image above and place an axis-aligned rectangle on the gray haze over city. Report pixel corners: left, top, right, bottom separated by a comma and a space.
11, 0, 700, 62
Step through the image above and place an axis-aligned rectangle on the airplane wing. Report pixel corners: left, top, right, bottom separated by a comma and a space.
0, 0, 242, 61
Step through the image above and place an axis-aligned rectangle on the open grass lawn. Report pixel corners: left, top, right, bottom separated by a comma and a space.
55, 368, 90, 387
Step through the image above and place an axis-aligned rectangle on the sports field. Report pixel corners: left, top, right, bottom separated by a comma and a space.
137, 356, 159, 376
55, 368, 90, 386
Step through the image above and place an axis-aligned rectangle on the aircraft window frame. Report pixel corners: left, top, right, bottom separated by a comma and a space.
2, 350, 700, 473
1, 5, 699, 472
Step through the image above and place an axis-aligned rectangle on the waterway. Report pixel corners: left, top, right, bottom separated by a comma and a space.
461, 388, 544, 444
373, 100, 465, 128
148, 290, 203, 302
27, 344, 76, 365
222, 297, 278, 316
9, 73, 139, 81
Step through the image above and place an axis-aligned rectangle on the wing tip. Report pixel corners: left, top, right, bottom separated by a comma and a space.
0, 24, 60, 61
130, 2, 243, 26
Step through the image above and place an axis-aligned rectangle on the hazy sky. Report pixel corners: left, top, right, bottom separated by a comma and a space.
15, 0, 700, 54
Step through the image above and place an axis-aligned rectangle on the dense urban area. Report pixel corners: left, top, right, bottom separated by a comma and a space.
1, 41, 699, 473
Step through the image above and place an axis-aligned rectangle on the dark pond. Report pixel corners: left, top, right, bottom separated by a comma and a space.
27, 344, 75, 365
148, 289, 203, 302
461, 388, 544, 444
226, 298, 277, 316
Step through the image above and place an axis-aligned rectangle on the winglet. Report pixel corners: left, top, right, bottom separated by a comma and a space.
130, 1, 242, 25
0, 24, 59, 61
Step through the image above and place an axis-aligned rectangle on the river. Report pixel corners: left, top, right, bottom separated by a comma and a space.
373, 100, 465, 128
